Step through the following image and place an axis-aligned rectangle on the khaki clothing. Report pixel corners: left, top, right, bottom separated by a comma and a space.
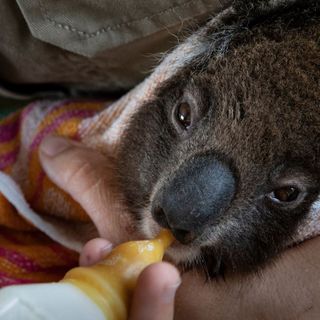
0, 0, 230, 96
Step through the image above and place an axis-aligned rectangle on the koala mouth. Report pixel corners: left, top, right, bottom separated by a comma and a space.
141, 211, 203, 265
152, 206, 198, 244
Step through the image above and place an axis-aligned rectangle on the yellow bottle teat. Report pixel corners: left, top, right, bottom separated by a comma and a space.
62, 230, 174, 320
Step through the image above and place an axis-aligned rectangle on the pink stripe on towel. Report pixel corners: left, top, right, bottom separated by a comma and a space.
0, 149, 19, 170
0, 119, 20, 143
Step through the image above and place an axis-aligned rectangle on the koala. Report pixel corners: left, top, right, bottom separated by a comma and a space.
117, 0, 320, 277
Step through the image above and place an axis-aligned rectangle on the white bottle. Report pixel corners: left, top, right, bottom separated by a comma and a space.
0, 230, 173, 320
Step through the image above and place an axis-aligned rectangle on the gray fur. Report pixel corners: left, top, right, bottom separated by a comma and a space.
116, 0, 320, 277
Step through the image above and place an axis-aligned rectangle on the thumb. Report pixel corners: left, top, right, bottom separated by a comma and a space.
39, 135, 130, 244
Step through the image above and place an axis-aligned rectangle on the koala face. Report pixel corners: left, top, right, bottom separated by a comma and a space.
117, 1, 320, 277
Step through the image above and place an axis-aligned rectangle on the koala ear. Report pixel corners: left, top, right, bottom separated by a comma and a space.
233, 0, 297, 15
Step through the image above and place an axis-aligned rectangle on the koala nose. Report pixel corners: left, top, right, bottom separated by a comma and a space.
152, 154, 235, 244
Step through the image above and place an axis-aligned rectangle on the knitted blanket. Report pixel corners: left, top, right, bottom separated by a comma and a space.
0, 101, 104, 286
0, 4, 319, 286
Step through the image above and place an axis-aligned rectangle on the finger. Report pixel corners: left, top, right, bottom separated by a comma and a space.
39, 135, 129, 243
39, 136, 111, 200
79, 238, 113, 266
129, 262, 181, 320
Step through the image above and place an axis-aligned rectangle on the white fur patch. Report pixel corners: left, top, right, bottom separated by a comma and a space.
311, 197, 320, 212
293, 195, 320, 245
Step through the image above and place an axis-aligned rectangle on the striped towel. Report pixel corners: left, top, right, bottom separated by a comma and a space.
0, 100, 105, 286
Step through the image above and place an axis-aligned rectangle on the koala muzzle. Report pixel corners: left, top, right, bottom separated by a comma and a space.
152, 154, 236, 244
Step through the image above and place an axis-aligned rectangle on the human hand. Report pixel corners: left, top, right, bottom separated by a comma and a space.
39, 135, 131, 244
78, 237, 320, 320
79, 238, 180, 320
39, 136, 181, 320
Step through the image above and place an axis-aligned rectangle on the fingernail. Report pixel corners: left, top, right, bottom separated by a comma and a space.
100, 243, 114, 258
162, 280, 181, 304
40, 136, 71, 157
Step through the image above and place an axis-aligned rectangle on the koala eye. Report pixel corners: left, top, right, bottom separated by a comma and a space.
176, 102, 192, 130
269, 186, 300, 203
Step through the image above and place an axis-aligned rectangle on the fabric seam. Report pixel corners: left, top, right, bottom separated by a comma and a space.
38, 0, 212, 39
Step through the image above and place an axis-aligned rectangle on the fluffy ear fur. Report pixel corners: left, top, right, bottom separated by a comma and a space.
233, 0, 304, 15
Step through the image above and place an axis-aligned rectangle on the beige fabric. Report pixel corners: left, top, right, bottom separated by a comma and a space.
17, 0, 226, 57
0, 0, 230, 93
